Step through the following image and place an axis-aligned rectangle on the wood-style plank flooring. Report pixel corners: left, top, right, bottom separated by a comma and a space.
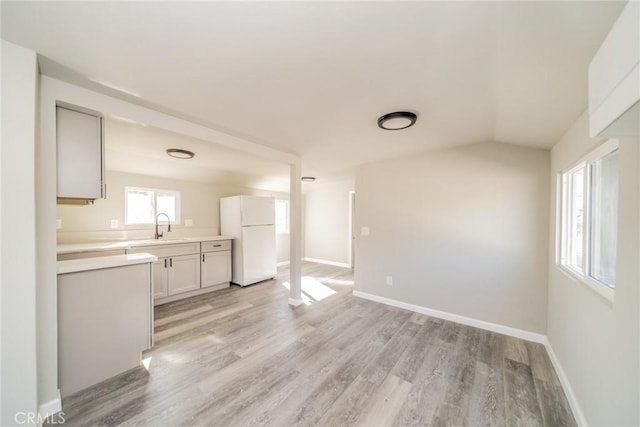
56, 262, 576, 426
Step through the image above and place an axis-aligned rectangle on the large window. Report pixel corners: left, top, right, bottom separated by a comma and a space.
275, 199, 289, 234
125, 187, 180, 225
559, 140, 618, 298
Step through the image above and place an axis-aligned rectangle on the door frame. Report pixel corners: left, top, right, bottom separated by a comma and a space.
348, 190, 355, 268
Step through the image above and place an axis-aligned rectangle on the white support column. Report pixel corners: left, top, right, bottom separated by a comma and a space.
288, 162, 303, 306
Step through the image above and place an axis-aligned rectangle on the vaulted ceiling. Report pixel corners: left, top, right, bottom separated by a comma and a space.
1, 1, 625, 182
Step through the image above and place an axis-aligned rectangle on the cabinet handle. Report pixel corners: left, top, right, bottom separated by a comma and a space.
213, 244, 222, 247
170, 258, 173, 268
202, 254, 205, 262
164, 259, 167, 268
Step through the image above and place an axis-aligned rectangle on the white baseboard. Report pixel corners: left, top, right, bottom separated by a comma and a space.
277, 261, 290, 267
352, 290, 545, 344
543, 337, 588, 427
303, 257, 351, 268
38, 389, 62, 418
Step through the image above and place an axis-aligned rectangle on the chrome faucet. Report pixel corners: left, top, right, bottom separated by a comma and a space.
155, 213, 172, 239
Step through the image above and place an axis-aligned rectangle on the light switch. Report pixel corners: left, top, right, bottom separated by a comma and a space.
56, 219, 62, 229
185, 219, 193, 227
110, 219, 119, 229
361, 226, 370, 236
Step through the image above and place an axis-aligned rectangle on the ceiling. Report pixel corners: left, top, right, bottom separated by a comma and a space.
1, 1, 625, 182
105, 118, 291, 192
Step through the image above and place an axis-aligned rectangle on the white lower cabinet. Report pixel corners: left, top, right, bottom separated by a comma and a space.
202, 251, 232, 288
64, 239, 234, 305
168, 254, 201, 295
58, 261, 153, 397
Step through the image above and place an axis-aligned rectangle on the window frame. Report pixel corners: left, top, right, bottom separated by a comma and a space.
124, 186, 181, 226
275, 199, 290, 235
557, 139, 619, 302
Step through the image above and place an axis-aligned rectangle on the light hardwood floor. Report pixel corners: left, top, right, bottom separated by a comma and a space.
55, 262, 576, 426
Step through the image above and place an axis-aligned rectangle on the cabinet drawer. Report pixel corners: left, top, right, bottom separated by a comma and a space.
127, 242, 200, 258
201, 240, 232, 253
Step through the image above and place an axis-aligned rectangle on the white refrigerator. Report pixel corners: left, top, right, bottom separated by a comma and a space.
220, 195, 277, 286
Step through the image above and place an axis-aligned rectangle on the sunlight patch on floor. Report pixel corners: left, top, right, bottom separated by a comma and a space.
302, 277, 337, 300
142, 356, 152, 370
282, 276, 337, 305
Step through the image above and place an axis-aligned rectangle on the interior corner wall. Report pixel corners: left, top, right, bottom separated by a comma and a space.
354, 142, 550, 334
547, 111, 639, 426
1, 39, 39, 424
37, 68, 62, 417
303, 179, 354, 266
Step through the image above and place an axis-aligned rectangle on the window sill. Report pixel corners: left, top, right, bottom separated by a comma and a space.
557, 265, 615, 303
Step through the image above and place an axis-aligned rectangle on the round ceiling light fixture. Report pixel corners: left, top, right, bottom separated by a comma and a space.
377, 111, 418, 130
301, 176, 316, 182
166, 148, 195, 159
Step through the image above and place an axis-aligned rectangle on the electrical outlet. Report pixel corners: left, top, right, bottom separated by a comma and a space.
56, 219, 62, 229
185, 219, 193, 227
110, 219, 119, 229
386, 276, 393, 286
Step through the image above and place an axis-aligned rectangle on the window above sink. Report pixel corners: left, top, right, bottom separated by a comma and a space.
125, 186, 181, 225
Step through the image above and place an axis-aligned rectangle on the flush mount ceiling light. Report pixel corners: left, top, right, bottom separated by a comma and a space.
377, 111, 418, 130
166, 148, 195, 159
301, 176, 316, 182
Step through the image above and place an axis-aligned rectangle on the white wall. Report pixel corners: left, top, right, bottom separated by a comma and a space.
547, 112, 639, 426
1, 40, 39, 425
57, 170, 290, 263
57, 171, 222, 240
304, 179, 354, 266
354, 142, 550, 334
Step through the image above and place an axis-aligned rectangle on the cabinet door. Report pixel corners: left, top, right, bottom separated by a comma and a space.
56, 106, 104, 200
168, 254, 201, 295
152, 258, 169, 299
201, 251, 232, 288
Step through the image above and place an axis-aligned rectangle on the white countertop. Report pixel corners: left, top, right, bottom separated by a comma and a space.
58, 253, 158, 274
57, 235, 234, 255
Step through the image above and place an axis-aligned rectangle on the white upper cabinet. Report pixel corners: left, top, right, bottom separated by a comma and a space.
588, 1, 640, 138
56, 105, 105, 204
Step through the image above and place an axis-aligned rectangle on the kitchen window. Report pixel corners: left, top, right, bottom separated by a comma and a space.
275, 199, 289, 234
558, 139, 618, 300
125, 187, 181, 225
